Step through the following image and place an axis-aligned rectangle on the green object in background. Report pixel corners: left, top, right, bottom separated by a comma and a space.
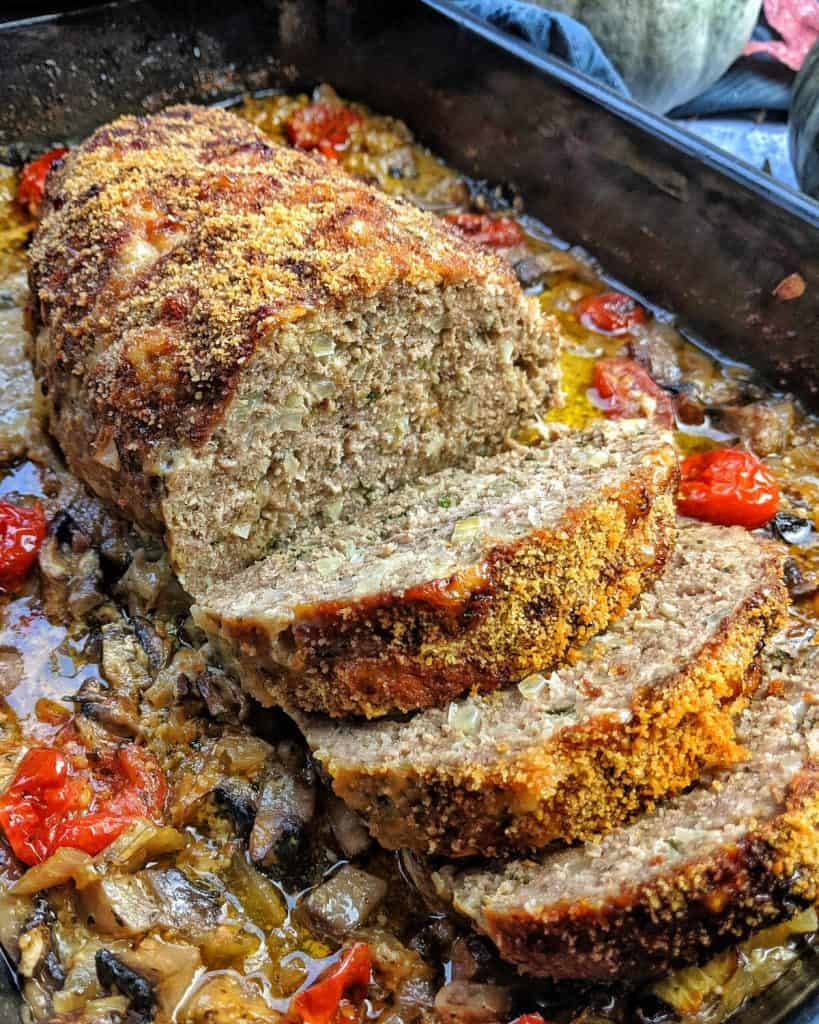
533, 0, 763, 113
790, 38, 819, 198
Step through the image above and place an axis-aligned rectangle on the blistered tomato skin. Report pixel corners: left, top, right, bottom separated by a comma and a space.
678, 449, 780, 530
16, 147, 69, 216
290, 942, 372, 1024
443, 212, 525, 247
0, 742, 167, 866
286, 102, 362, 159
592, 357, 675, 428
577, 291, 648, 335
0, 501, 47, 592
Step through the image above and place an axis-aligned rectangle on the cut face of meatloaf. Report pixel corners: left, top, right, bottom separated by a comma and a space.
438, 645, 819, 981
194, 421, 679, 718
28, 105, 560, 596
300, 521, 787, 856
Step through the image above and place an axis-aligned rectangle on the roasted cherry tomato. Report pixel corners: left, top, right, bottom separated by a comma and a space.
286, 102, 362, 159
0, 743, 166, 866
443, 212, 524, 248
576, 291, 648, 335
677, 448, 780, 530
0, 501, 47, 592
290, 943, 371, 1024
16, 147, 69, 216
509, 1016, 549, 1024
592, 357, 674, 427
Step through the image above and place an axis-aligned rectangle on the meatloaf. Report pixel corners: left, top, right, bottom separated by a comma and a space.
301, 521, 787, 856
28, 105, 560, 596
438, 645, 819, 981
195, 421, 678, 718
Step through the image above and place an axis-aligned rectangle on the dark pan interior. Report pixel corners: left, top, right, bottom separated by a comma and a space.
1, 2, 819, 1022
3, 0, 819, 405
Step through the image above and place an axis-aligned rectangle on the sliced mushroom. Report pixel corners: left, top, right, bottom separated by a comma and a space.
214, 778, 258, 837
449, 936, 497, 983
784, 557, 819, 599
80, 876, 160, 939
628, 329, 682, 389
713, 400, 794, 456
327, 794, 371, 859
301, 865, 387, 939
100, 622, 153, 696
95, 949, 155, 1022
433, 982, 512, 1024
249, 760, 316, 872
143, 868, 220, 938
769, 512, 813, 546
114, 548, 189, 619
120, 937, 202, 1020
133, 617, 170, 674
38, 531, 105, 624
71, 678, 142, 738
81, 868, 218, 941
16, 898, 64, 994
193, 666, 249, 723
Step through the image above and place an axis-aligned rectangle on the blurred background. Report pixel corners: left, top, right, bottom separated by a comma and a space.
3, 0, 819, 197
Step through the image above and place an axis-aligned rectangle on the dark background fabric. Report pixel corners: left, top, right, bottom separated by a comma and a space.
451, 0, 796, 117
451, 0, 628, 93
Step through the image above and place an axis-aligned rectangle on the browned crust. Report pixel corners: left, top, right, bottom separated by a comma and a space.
475, 761, 819, 981
313, 544, 787, 855
28, 104, 524, 529
204, 449, 679, 717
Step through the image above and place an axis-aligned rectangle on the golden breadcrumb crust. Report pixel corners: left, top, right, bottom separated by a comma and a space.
475, 758, 819, 981
28, 104, 540, 532
204, 447, 678, 717
314, 545, 786, 856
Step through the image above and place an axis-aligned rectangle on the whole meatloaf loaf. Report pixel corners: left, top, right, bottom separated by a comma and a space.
195, 421, 678, 717
301, 521, 787, 855
438, 645, 819, 981
28, 105, 560, 595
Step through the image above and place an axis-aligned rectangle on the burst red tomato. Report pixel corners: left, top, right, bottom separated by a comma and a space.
509, 1016, 548, 1024
443, 212, 524, 247
290, 943, 372, 1024
592, 357, 674, 427
576, 291, 648, 334
286, 102, 362, 159
678, 448, 780, 529
0, 743, 166, 866
16, 147, 69, 216
0, 501, 47, 592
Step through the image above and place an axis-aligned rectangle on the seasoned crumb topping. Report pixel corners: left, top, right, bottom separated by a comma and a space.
29, 104, 517, 457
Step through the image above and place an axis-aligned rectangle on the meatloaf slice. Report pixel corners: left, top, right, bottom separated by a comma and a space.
29, 105, 559, 596
439, 645, 819, 981
300, 521, 786, 855
195, 422, 678, 718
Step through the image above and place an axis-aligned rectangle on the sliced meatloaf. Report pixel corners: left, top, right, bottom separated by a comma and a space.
195, 422, 678, 718
28, 105, 559, 596
438, 645, 819, 981
300, 521, 787, 855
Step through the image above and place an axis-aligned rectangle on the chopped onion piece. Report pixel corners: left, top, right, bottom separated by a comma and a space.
12, 847, 93, 895
447, 701, 482, 735
450, 516, 482, 545
312, 335, 336, 358
517, 673, 548, 699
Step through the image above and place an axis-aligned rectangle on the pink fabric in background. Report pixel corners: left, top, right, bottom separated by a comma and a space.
743, 0, 819, 70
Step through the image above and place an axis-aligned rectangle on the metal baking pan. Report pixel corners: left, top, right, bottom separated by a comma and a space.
1, 1, 819, 1022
